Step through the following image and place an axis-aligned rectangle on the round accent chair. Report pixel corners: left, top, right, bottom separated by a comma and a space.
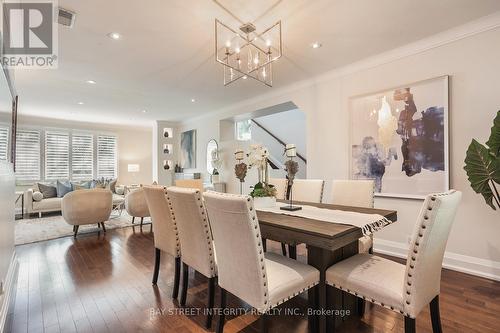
62, 189, 112, 238
125, 187, 150, 226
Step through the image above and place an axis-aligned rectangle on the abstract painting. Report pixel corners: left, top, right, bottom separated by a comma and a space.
180, 129, 196, 169
350, 76, 449, 198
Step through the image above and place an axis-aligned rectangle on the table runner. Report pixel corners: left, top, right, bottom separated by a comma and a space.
258, 202, 394, 236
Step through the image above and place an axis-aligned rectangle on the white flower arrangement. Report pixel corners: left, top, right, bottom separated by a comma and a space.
211, 149, 222, 172
246, 144, 269, 170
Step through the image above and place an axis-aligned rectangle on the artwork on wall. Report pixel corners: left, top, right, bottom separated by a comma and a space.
180, 129, 197, 169
350, 76, 449, 199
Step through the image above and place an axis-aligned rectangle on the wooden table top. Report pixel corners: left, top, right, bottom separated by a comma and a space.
256, 200, 397, 251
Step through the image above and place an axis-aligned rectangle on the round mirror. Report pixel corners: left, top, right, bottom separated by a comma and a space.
206, 139, 219, 175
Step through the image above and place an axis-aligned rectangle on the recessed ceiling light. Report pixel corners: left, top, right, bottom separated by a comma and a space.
77, 101, 84, 105
107, 32, 121, 40
142, 109, 147, 113
242, 75, 247, 80
191, 98, 196, 103
86, 80, 96, 84
311, 42, 322, 49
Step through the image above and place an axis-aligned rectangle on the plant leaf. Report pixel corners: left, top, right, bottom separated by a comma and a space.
464, 139, 498, 210
486, 110, 500, 157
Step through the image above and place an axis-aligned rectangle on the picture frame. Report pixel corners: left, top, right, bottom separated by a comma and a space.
349, 75, 449, 199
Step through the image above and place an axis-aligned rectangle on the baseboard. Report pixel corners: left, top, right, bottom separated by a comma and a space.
0, 253, 18, 333
374, 239, 500, 282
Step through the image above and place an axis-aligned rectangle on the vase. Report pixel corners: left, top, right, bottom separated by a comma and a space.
253, 196, 276, 209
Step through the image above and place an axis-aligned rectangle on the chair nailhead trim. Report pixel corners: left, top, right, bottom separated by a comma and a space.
326, 281, 412, 317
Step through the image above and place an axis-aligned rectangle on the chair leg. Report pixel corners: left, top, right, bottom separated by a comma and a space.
262, 238, 267, 252
152, 248, 161, 285
430, 295, 443, 333
172, 257, 181, 299
97, 223, 101, 229
281, 243, 287, 256
404, 316, 416, 333
216, 288, 227, 333
260, 313, 268, 333
206, 277, 216, 329
180, 262, 189, 306
368, 246, 374, 254
132, 216, 135, 224
357, 298, 365, 317
101, 222, 106, 233
288, 245, 297, 259
140, 217, 144, 227
73, 225, 79, 238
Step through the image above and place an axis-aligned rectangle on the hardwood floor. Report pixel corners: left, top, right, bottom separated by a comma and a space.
5, 225, 500, 333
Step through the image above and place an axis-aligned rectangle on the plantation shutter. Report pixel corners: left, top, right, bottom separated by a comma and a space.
71, 133, 93, 181
97, 135, 117, 178
15, 129, 41, 181
45, 131, 70, 180
0, 126, 8, 161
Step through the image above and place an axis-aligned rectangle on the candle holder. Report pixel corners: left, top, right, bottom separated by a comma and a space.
280, 145, 302, 211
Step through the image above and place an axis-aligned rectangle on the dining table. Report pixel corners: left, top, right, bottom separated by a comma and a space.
256, 200, 397, 333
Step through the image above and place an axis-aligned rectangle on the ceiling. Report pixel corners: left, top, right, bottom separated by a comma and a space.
12, 0, 500, 127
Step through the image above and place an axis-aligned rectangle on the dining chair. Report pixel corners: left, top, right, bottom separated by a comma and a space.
203, 191, 320, 333
269, 178, 288, 200
325, 190, 462, 333
143, 186, 181, 299
284, 179, 325, 258
175, 179, 204, 192
330, 179, 375, 254
291, 179, 325, 203
268, 178, 289, 256
166, 186, 217, 329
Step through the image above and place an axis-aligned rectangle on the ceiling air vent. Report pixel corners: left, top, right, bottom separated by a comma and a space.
57, 7, 76, 28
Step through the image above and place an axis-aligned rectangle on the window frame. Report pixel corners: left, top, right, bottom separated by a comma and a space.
12, 125, 118, 185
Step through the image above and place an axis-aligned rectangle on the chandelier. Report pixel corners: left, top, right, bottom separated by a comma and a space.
214, 2, 282, 87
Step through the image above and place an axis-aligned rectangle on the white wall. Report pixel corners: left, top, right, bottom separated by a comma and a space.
0, 113, 153, 186
179, 24, 500, 280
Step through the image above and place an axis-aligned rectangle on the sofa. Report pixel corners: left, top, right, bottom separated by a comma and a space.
24, 183, 125, 218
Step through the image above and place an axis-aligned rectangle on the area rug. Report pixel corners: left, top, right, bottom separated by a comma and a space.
15, 212, 151, 245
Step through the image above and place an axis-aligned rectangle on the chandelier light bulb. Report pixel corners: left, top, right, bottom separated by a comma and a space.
225, 40, 231, 48
235, 47, 240, 53
266, 40, 271, 47
254, 55, 259, 65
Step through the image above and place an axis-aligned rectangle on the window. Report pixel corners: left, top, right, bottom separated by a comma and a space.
15, 129, 41, 182
72, 133, 93, 180
97, 135, 117, 178
0, 126, 8, 161
236, 119, 252, 141
45, 131, 70, 180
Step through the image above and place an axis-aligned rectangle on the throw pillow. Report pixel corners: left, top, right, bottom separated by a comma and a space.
37, 183, 57, 199
56, 180, 73, 198
32, 191, 43, 202
109, 179, 117, 193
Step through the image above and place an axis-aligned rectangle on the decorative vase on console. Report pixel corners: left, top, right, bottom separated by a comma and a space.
246, 144, 277, 208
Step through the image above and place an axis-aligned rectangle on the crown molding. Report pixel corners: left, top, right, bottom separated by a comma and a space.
181, 11, 500, 125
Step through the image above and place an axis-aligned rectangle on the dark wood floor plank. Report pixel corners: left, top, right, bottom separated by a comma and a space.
5, 225, 500, 333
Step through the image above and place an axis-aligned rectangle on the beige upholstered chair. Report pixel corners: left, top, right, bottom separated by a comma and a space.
326, 190, 461, 333
269, 178, 288, 200
166, 187, 217, 329
291, 179, 324, 203
175, 179, 204, 192
62, 189, 112, 238
143, 186, 181, 299
203, 191, 320, 333
331, 180, 375, 254
125, 187, 150, 227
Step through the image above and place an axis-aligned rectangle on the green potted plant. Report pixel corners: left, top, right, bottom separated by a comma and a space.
464, 110, 500, 210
